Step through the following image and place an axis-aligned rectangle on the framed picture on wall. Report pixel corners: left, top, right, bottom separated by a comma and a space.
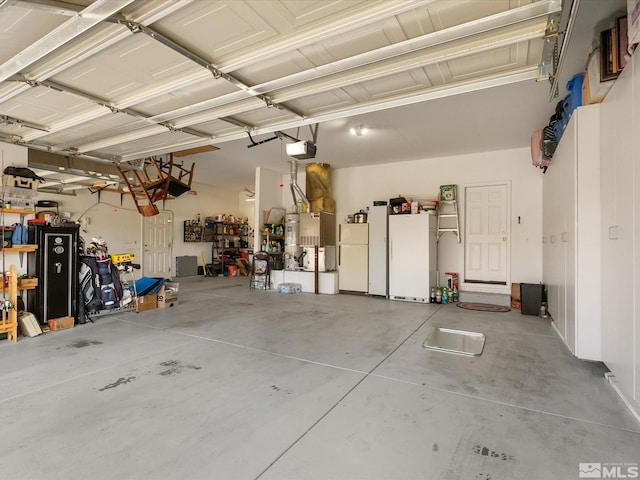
600, 27, 619, 81
617, 15, 629, 70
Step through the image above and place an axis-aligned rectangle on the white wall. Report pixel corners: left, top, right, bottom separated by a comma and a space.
331, 147, 543, 287
254, 166, 291, 249
254, 148, 543, 288
7, 142, 543, 290
35, 178, 244, 277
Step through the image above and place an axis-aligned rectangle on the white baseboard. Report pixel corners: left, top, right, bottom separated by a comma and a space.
605, 372, 640, 425
460, 283, 510, 295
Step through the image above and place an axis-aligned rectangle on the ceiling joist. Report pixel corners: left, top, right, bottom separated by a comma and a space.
0, 0, 135, 82
0, 0, 562, 165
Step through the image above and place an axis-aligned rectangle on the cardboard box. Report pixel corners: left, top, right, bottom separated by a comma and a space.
511, 283, 521, 300
511, 282, 521, 310
48, 316, 74, 331
444, 272, 459, 290
17, 277, 38, 289
137, 294, 157, 312
17, 311, 42, 337
157, 282, 179, 308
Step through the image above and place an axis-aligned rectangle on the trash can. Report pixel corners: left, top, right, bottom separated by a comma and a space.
520, 283, 544, 315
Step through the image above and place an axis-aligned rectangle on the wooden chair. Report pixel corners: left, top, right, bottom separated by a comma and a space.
117, 154, 194, 216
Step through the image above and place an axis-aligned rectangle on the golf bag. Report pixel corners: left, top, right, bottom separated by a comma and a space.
79, 256, 123, 311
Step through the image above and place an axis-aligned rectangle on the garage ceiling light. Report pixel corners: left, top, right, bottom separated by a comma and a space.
350, 125, 368, 136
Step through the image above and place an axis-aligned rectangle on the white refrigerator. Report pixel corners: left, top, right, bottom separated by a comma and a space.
338, 223, 369, 292
367, 205, 388, 296
388, 213, 437, 303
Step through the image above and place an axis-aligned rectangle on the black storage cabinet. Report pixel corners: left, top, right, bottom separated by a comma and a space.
27, 225, 80, 325
520, 283, 544, 315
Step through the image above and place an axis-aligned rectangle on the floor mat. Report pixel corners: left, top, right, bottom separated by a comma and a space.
456, 302, 510, 312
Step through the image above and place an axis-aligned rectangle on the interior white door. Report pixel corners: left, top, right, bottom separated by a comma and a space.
464, 184, 509, 284
142, 211, 173, 278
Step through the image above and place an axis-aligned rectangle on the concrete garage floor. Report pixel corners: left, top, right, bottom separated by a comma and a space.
1, 276, 639, 480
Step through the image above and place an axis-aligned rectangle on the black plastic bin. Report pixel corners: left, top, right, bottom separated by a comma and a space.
520, 283, 544, 315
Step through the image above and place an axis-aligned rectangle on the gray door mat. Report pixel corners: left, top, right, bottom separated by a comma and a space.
423, 328, 486, 356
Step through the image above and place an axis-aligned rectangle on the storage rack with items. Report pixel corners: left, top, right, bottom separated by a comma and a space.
1, 170, 40, 268
1, 207, 38, 270
211, 221, 249, 275
202, 216, 219, 242
2, 170, 38, 211
260, 223, 285, 269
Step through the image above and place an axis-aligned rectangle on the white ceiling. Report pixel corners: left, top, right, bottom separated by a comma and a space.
0, 0, 628, 192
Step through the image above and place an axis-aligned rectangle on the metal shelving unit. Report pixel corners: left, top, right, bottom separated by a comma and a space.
260, 227, 284, 270
211, 222, 249, 275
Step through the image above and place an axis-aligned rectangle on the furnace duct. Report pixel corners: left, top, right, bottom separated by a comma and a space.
289, 159, 310, 213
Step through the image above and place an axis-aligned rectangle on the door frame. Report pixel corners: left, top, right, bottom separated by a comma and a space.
461, 181, 511, 295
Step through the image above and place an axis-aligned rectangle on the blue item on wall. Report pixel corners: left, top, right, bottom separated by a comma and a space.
553, 118, 564, 141
566, 72, 584, 112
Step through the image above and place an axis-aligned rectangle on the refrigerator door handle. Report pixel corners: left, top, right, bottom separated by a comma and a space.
338, 245, 341, 266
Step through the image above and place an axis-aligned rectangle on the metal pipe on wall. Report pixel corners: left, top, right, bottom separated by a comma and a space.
289, 159, 310, 212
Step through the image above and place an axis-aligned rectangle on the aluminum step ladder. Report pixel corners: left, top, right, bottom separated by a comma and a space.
436, 185, 460, 243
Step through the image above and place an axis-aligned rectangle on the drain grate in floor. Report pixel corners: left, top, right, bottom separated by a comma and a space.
423, 328, 486, 356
